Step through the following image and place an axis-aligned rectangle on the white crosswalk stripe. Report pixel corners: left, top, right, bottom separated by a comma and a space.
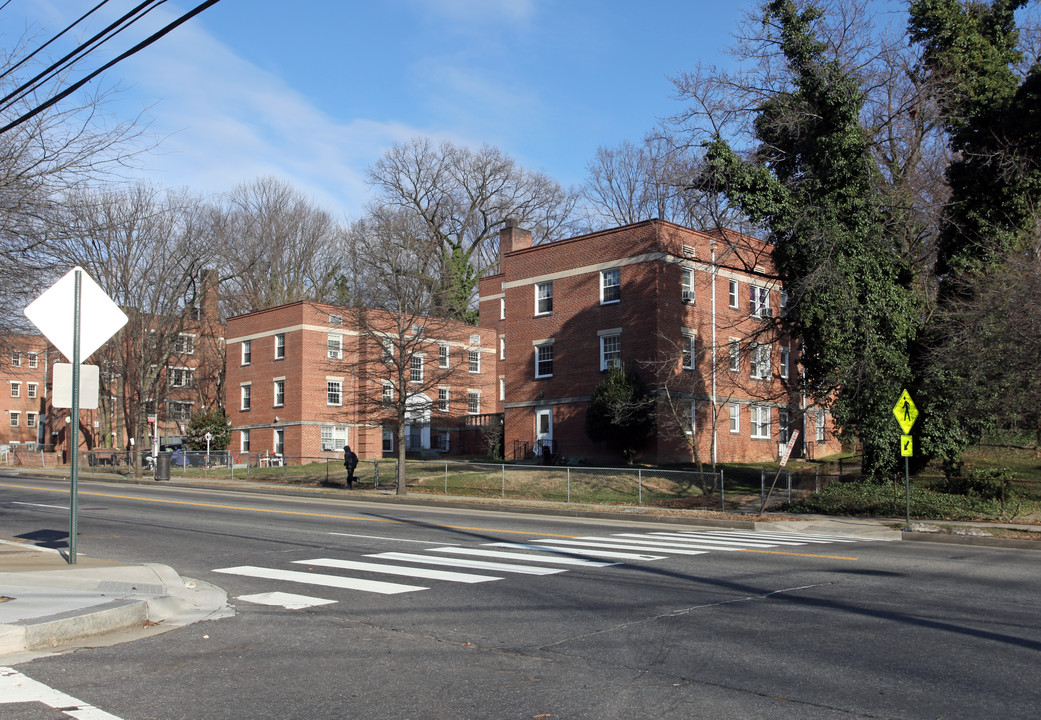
213, 565, 428, 594
212, 529, 877, 607
488, 542, 666, 561
429, 546, 618, 567
367, 552, 566, 575
294, 557, 501, 583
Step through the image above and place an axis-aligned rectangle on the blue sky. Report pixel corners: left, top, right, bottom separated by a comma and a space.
12, 1, 755, 218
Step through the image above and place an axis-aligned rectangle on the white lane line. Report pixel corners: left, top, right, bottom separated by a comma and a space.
213, 566, 427, 594
533, 538, 709, 556
489, 542, 665, 561
614, 533, 783, 548
682, 530, 861, 541
12, 501, 68, 510
703, 530, 866, 543
328, 532, 458, 546
1, 666, 124, 719
295, 558, 501, 584
368, 552, 565, 575
237, 592, 337, 609
433, 546, 618, 567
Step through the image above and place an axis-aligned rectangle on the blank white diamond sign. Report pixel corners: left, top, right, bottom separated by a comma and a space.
24, 266, 128, 362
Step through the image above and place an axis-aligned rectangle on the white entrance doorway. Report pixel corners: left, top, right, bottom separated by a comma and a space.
534, 407, 553, 456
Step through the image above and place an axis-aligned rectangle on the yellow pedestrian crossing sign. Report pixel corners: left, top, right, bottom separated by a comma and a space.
893, 390, 918, 434
901, 435, 913, 457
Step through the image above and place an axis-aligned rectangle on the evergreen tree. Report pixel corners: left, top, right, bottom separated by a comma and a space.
585, 365, 656, 464
704, 0, 921, 475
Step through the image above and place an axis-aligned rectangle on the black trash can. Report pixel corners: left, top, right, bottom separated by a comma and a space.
155, 451, 172, 481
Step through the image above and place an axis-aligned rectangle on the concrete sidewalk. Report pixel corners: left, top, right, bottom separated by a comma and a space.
2, 466, 1038, 662
0, 539, 230, 663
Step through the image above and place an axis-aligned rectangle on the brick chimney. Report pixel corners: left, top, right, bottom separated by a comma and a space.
500, 217, 532, 254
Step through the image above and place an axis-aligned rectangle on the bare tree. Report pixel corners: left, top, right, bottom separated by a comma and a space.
345, 207, 482, 494
582, 130, 755, 233
367, 138, 580, 322
41, 184, 219, 474
212, 177, 347, 317
0, 31, 149, 335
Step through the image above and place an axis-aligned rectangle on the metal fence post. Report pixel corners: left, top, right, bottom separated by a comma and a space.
501, 465, 505, 498
445, 462, 449, 495
761, 469, 765, 507
786, 471, 791, 504
720, 469, 725, 511
638, 469, 642, 504
567, 467, 571, 503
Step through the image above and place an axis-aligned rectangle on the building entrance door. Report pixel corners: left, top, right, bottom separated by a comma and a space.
534, 407, 553, 456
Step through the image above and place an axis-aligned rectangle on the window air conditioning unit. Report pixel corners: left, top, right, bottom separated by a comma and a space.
681, 291, 694, 303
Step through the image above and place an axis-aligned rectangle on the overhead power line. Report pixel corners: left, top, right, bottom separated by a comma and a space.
0, 0, 115, 85
0, 0, 224, 136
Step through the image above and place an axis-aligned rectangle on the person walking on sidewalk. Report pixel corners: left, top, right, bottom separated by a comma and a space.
343, 445, 359, 489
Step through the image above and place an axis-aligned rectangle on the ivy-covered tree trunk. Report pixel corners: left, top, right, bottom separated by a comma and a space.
704, 0, 920, 475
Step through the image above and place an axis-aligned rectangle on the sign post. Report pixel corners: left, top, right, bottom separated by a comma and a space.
759, 430, 800, 516
24, 267, 128, 564
892, 389, 919, 523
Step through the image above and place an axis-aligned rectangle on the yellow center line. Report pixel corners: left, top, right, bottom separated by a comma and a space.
0, 481, 576, 538
739, 548, 858, 561
2, 481, 863, 557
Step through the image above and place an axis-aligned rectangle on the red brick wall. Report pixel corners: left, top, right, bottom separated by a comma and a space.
485, 219, 839, 466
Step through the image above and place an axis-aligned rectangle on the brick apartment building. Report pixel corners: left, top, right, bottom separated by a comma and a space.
225, 301, 498, 461
478, 218, 839, 465
0, 271, 223, 459
0, 335, 50, 449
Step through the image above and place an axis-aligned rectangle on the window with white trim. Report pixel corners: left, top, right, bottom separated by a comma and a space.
750, 405, 771, 439
780, 346, 790, 379
26, 412, 36, 428
468, 349, 481, 374
240, 430, 251, 453
535, 281, 553, 315
681, 333, 696, 370
601, 268, 621, 303
273, 380, 285, 407
535, 343, 553, 378
169, 367, 193, 388
241, 340, 251, 365
382, 428, 394, 453
327, 380, 342, 406
9, 411, 19, 427
275, 333, 285, 360
382, 382, 394, 406
169, 401, 193, 422
27, 353, 37, 368
729, 339, 740, 372
438, 343, 449, 368
240, 383, 251, 411
499, 335, 505, 360
728, 279, 739, 308
274, 429, 284, 455
438, 386, 449, 412
329, 314, 343, 325
600, 334, 621, 371
410, 355, 424, 383
380, 338, 394, 363
816, 411, 827, 442
10, 382, 19, 398
499, 297, 505, 320
467, 391, 481, 415
10, 352, 20, 367
681, 268, 694, 303
683, 400, 697, 435
778, 408, 790, 444
729, 402, 740, 433
174, 333, 195, 354
327, 333, 343, 360
438, 431, 450, 452
499, 377, 505, 402
750, 285, 771, 318
750, 343, 771, 379
321, 425, 348, 451
28, 382, 38, 399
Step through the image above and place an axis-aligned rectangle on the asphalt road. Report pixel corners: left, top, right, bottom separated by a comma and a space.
3, 473, 1040, 719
